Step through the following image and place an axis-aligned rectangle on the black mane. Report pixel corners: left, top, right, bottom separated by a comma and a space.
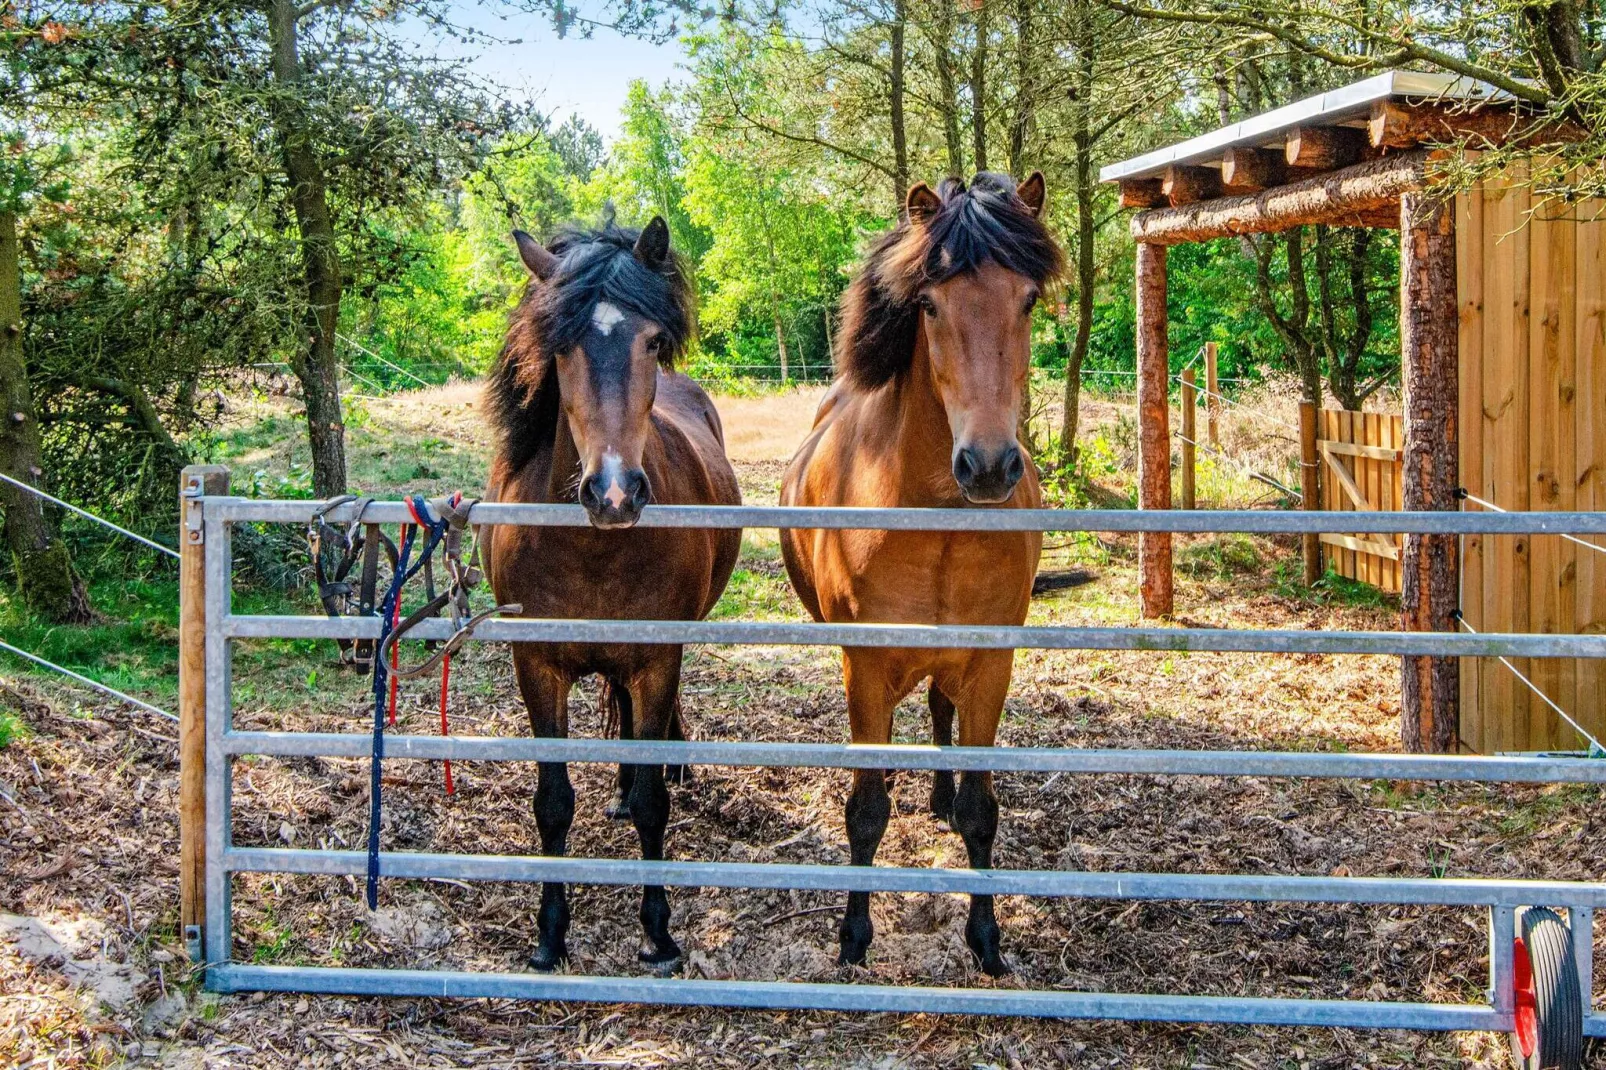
488, 217, 694, 470
837, 172, 1063, 390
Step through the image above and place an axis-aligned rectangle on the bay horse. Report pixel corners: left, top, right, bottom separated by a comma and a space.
483, 215, 741, 970
779, 173, 1061, 976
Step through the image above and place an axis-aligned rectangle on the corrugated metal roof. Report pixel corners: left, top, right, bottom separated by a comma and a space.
1099, 71, 1510, 183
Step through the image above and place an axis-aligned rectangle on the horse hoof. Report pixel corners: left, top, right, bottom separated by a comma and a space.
836, 944, 870, 969
975, 951, 1012, 978
604, 792, 631, 821
966, 930, 1010, 977
638, 938, 683, 972
529, 944, 568, 972
665, 764, 695, 785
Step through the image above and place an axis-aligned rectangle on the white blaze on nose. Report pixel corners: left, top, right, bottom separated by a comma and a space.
600, 451, 628, 510
592, 301, 625, 336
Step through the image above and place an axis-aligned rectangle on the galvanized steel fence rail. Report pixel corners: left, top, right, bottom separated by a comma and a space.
189, 495, 1604, 1037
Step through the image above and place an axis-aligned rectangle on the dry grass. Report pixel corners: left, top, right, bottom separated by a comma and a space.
1, 379, 1601, 1068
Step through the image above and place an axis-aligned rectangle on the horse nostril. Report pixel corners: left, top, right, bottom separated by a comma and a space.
953, 447, 978, 487
579, 476, 604, 512
628, 472, 652, 512
1001, 446, 1024, 486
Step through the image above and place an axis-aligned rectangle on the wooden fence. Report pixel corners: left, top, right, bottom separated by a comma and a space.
1317, 409, 1405, 593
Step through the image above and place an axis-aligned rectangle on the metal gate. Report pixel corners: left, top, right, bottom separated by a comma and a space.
182, 485, 1606, 1035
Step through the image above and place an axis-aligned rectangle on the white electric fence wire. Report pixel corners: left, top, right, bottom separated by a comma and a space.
335, 333, 432, 387
1461, 491, 1606, 557
1453, 616, 1604, 754
1174, 431, 1302, 500
0, 473, 179, 560
0, 637, 177, 722
1176, 377, 1302, 436
1457, 497, 1605, 756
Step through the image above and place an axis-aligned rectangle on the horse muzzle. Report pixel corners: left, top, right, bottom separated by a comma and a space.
579, 463, 652, 529
953, 441, 1025, 504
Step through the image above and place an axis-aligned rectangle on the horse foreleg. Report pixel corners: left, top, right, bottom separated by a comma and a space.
664, 696, 693, 785
516, 657, 574, 971
947, 653, 1012, 977
927, 683, 956, 825
627, 657, 683, 969
839, 652, 896, 968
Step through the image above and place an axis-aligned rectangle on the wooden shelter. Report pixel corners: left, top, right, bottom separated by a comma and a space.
1100, 72, 1606, 755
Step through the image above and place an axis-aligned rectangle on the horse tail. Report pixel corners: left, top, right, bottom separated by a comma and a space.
601, 679, 628, 739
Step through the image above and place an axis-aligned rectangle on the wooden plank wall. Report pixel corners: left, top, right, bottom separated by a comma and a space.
1317, 409, 1405, 593
1457, 174, 1606, 753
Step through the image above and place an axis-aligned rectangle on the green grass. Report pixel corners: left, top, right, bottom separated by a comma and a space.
0, 708, 24, 748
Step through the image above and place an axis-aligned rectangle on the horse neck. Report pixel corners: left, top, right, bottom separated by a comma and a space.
886, 326, 959, 501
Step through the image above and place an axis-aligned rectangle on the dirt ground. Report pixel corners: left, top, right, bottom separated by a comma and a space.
2, 379, 1603, 1069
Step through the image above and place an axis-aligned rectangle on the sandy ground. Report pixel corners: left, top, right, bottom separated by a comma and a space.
2, 380, 1602, 1069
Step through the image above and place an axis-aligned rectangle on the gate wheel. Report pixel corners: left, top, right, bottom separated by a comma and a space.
1510, 907, 1584, 1070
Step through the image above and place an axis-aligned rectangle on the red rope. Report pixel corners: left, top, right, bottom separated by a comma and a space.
439, 653, 455, 795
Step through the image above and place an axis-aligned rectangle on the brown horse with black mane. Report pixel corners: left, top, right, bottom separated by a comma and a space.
483, 214, 741, 971
780, 172, 1062, 976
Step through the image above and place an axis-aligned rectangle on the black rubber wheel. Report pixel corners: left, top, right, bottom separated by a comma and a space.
1510, 907, 1584, 1070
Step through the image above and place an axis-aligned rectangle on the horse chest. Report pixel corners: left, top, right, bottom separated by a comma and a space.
827, 529, 1035, 625
494, 527, 712, 621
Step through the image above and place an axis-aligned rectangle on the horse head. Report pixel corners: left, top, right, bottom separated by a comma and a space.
907, 173, 1050, 503
510, 216, 690, 529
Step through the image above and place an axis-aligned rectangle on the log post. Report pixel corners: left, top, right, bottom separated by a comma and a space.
1130, 150, 1435, 246
1204, 341, 1219, 447
1299, 401, 1322, 585
1399, 192, 1459, 754
1180, 369, 1197, 510
180, 464, 228, 954
1136, 241, 1173, 617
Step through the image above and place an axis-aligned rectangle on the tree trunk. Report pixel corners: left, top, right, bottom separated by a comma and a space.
890, 0, 910, 206
970, 0, 989, 171
267, 0, 347, 499
771, 294, 790, 382
1006, 0, 1033, 177
932, 0, 965, 178
1398, 192, 1459, 754
1062, 14, 1096, 466
822, 303, 835, 373
0, 210, 89, 623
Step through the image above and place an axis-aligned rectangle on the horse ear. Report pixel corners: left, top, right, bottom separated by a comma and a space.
513, 230, 558, 279
905, 182, 941, 225
1016, 171, 1046, 218
634, 216, 671, 268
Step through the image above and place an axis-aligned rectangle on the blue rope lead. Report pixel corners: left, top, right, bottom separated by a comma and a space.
365, 496, 450, 909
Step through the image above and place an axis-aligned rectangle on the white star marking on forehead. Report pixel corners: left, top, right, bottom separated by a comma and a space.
592, 301, 625, 336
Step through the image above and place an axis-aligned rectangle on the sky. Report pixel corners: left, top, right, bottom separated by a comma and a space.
422, 5, 689, 140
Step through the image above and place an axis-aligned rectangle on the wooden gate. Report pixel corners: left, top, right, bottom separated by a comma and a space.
1317, 409, 1404, 593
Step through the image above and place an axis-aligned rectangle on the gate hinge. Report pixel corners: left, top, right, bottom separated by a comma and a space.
183, 489, 205, 546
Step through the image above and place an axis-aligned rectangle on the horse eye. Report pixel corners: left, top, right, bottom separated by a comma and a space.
645, 334, 666, 357
1023, 292, 1040, 315
918, 296, 937, 318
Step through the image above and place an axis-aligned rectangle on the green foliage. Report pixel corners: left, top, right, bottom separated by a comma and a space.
0, 707, 24, 749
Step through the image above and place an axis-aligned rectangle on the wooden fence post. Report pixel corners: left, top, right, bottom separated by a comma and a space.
1136, 241, 1173, 618
1204, 341, 1220, 448
1299, 402, 1321, 585
1180, 369, 1197, 510
180, 464, 228, 957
